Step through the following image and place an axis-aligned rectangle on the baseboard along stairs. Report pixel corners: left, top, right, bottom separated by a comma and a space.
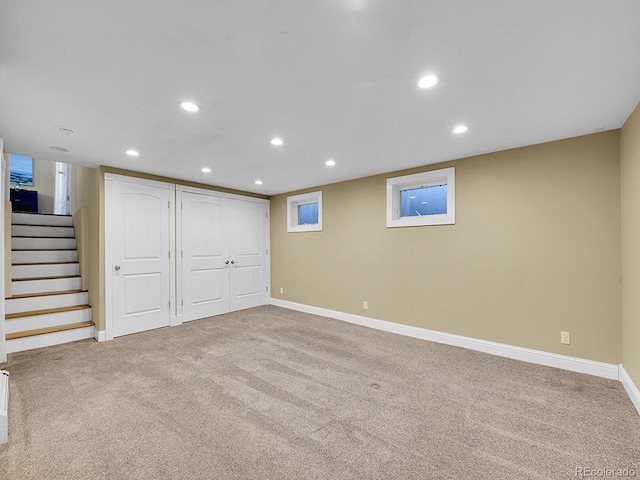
5, 212, 94, 354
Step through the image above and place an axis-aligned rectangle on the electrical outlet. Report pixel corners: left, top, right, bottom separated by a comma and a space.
363, 301, 368, 310
560, 331, 571, 345
280, 287, 284, 294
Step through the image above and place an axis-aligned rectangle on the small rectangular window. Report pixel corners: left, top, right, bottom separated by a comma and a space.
387, 167, 455, 227
287, 191, 323, 232
298, 202, 319, 225
400, 184, 447, 217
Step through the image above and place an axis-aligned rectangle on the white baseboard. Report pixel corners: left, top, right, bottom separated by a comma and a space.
619, 365, 640, 415
94, 329, 114, 342
270, 299, 620, 381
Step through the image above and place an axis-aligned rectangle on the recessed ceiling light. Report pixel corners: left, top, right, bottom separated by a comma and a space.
418, 75, 438, 89
452, 125, 469, 134
126, 150, 140, 157
181, 101, 200, 112
270, 138, 284, 146
254, 180, 263, 185
325, 159, 336, 167
201, 167, 211, 173
50, 146, 69, 152
58, 127, 75, 136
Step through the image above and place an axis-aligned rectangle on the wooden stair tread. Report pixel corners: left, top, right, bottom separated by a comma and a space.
11, 223, 74, 228
12, 248, 77, 251
6, 304, 91, 319
11, 235, 75, 239
12, 212, 71, 217
6, 289, 87, 300
12, 275, 81, 282
6, 321, 94, 341
12, 261, 79, 266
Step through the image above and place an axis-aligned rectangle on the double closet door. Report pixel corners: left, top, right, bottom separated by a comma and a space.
178, 189, 270, 322
106, 175, 269, 339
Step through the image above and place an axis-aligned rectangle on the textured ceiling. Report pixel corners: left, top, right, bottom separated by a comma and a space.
1, 1, 639, 195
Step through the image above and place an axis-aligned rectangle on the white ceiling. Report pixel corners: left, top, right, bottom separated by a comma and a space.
1, 1, 639, 195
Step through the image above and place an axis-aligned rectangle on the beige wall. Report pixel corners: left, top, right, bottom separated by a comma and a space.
12, 157, 56, 214
75, 165, 104, 331
621, 102, 640, 387
271, 131, 622, 364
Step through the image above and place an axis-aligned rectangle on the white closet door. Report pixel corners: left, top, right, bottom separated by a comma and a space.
181, 192, 230, 321
111, 181, 171, 337
228, 199, 269, 311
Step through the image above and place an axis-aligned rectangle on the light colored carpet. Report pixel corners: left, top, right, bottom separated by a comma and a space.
0, 305, 638, 479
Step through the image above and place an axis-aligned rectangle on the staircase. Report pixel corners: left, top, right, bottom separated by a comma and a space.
5, 212, 94, 354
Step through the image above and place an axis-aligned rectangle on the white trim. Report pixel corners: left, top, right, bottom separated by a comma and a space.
176, 190, 184, 322
104, 178, 114, 340
176, 184, 270, 205
169, 186, 176, 322
619, 365, 640, 415
270, 298, 620, 381
387, 167, 455, 227
104, 173, 173, 190
287, 191, 323, 232
0, 140, 6, 363
94, 329, 115, 342
94, 328, 107, 342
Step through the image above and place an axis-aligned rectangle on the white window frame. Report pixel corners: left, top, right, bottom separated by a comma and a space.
386, 167, 455, 228
287, 191, 323, 232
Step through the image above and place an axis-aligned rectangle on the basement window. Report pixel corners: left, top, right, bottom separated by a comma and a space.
287, 191, 323, 232
387, 167, 455, 227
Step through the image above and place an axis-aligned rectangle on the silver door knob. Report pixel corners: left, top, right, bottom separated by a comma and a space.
230, 260, 237, 264
114, 265, 121, 271
225, 260, 229, 265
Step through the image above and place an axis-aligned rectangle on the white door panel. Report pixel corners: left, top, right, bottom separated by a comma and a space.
229, 200, 269, 311
191, 268, 225, 304
112, 181, 171, 337
181, 192, 229, 321
235, 265, 262, 296
122, 272, 163, 316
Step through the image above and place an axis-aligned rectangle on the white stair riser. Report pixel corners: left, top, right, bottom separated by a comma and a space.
12, 225, 75, 238
12, 263, 79, 279
12, 277, 82, 295
5, 326, 94, 354
11, 237, 76, 249
11, 250, 78, 263
5, 291, 88, 314
11, 213, 73, 226
5, 308, 92, 334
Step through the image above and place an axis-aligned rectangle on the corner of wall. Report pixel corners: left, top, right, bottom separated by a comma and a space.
621, 101, 640, 392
